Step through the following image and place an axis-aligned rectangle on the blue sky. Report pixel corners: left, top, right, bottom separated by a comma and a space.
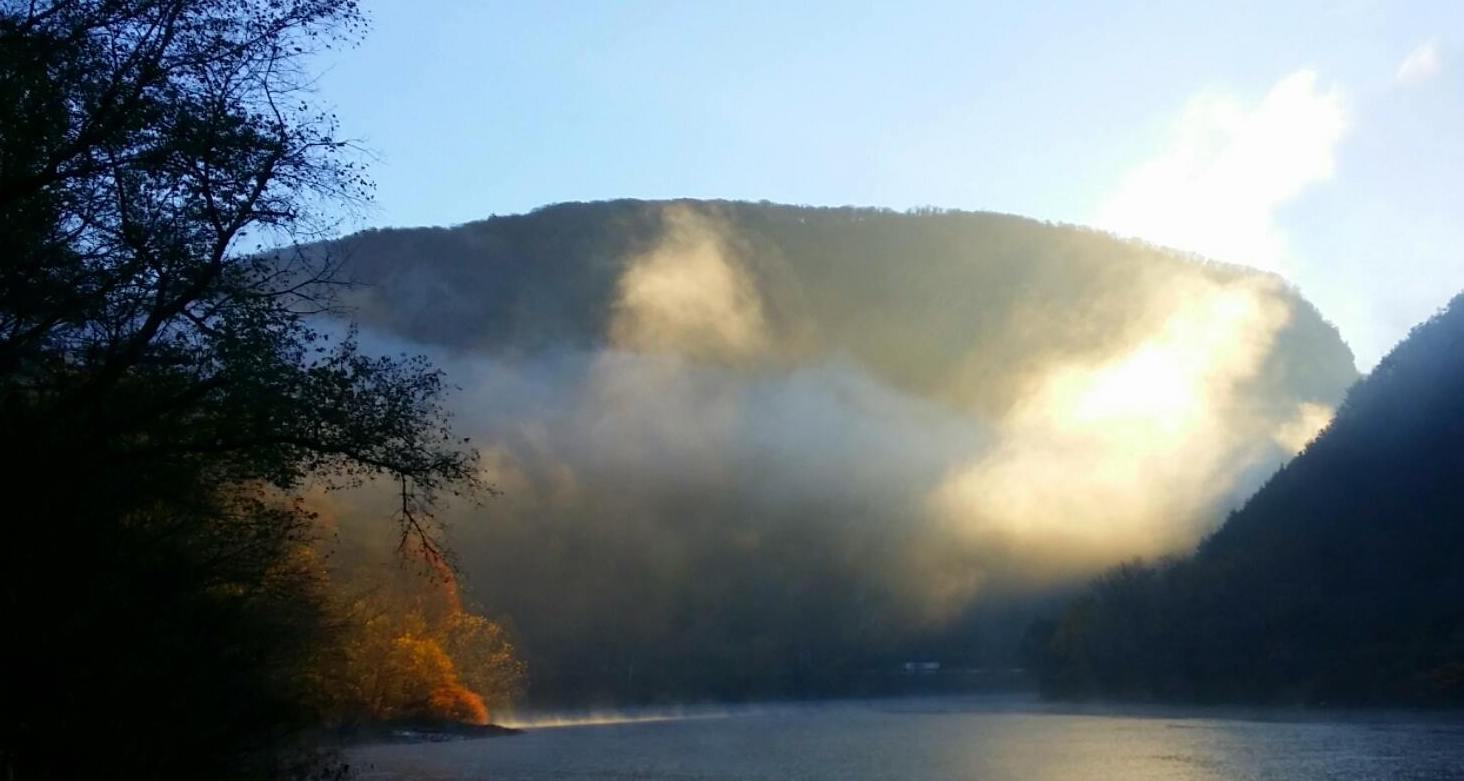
316, 0, 1463, 368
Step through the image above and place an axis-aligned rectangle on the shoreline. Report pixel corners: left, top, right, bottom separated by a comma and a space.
327, 720, 523, 746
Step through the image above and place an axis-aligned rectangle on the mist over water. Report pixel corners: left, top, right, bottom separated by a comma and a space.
327, 201, 1356, 699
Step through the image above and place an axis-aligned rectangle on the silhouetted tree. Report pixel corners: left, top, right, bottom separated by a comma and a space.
0, 2, 477, 778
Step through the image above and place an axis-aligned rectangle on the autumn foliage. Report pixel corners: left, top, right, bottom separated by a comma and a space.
309, 548, 526, 726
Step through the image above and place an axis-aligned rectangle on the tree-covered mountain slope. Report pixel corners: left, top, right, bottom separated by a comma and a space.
303, 199, 1362, 704
1031, 292, 1464, 705
322, 200, 1354, 420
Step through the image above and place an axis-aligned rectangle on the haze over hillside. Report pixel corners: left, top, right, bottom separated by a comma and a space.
1031, 291, 1464, 705
314, 199, 1357, 703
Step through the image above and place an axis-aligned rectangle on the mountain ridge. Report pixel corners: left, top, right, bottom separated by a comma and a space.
302, 198, 1364, 705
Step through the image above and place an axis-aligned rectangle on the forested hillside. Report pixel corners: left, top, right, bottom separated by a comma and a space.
312, 199, 1360, 704
325, 200, 1353, 419
1029, 292, 1464, 705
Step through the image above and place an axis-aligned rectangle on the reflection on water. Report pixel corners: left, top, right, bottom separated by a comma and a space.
349, 695, 1464, 781
497, 707, 738, 730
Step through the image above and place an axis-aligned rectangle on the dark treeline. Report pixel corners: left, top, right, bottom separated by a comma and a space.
514, 600, 1053, 709
0, 2, 496, 779
1028, 292, 1464, 705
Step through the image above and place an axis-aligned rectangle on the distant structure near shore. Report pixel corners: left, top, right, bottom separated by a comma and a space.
901, 661, 941, 673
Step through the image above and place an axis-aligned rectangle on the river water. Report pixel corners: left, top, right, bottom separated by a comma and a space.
348, 695, 1464, 780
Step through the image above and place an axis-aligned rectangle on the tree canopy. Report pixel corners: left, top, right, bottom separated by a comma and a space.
0, 2, 483, 777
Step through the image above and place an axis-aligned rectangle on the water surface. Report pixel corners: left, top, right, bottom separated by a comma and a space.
349, 695, 1464, 780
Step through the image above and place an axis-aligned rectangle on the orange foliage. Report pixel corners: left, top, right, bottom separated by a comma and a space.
427, 684, 489, 726
315, 557, 525, 726
295, 489, 525, 726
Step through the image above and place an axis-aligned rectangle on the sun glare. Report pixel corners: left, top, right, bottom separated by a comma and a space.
930, 279, 1294, 571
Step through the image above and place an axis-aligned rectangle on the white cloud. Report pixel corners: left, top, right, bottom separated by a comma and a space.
1395, 40, 1442, 85
1095, 70, 1348, 274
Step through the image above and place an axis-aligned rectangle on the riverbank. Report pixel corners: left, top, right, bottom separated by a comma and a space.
327, 719, 522, 746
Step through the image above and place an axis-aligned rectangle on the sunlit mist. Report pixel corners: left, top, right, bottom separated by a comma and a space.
327, 200, 1357, 690
1097, 69, 1347, 274
611, 207, 770, 363
929, 275, 1300, 578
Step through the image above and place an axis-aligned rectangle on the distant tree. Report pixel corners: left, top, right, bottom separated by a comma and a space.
0, 1, 478, 778
316, 558, 526, 728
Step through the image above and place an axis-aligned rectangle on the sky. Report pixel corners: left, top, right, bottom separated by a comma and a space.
316, 0, 1463, 369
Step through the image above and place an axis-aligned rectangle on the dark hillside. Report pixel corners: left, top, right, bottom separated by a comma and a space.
1031, 292, 1464, 704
